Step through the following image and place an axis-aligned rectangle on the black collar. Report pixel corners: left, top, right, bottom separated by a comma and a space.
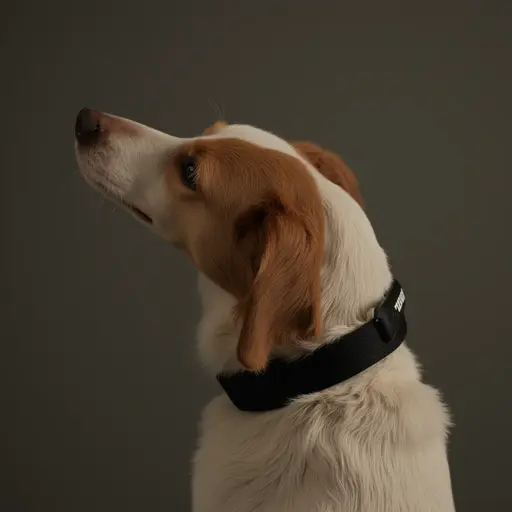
217, 279, 407, 412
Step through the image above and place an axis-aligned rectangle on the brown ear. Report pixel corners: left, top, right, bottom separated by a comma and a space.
203, 120, 227, 135
292, 141, 364, 208
236, 202, 324, 371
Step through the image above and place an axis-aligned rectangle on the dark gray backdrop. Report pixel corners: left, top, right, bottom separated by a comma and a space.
3, 2, 511, 511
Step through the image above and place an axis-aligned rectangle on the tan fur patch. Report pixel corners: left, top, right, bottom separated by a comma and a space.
293, 141, 364, 208
165, 138, 325, 371
202, 121, 228, 136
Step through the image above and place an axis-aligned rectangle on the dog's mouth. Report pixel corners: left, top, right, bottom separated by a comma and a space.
123, 201, 153, 225
80, 171, 154, 225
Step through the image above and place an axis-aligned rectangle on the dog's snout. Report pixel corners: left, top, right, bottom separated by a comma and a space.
75, 108, 102, 145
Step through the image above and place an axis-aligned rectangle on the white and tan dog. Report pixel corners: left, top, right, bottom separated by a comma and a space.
75, 109, 455, 512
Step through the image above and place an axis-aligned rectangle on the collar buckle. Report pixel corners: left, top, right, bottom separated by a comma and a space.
373, 281, 405, 343
373, 304, 396, 343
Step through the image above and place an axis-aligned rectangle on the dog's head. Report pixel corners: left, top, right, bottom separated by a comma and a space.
75, 108, 372, 371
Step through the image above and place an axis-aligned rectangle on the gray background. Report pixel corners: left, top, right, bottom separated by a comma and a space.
3, 1, 511, 511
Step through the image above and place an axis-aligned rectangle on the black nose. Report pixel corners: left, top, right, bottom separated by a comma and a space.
75, 108, 101, 145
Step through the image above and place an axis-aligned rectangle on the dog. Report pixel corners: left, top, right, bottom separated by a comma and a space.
74, 108, 456, 512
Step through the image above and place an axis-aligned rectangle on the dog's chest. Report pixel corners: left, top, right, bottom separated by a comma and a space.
192, 395, 338, 512
191, 382, 456, 512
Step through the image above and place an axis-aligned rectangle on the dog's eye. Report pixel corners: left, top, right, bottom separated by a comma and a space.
180, 157, 197, 190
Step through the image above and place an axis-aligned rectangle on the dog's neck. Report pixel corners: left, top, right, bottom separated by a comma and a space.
197, 177, 393, 375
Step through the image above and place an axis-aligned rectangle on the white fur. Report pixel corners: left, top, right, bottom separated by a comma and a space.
76, 117, 455, 512
192, 126, 456, 512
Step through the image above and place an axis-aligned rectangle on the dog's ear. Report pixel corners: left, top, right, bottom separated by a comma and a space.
203, 120, 227, 135
292, 141, 364, 208
235, 199, 324, 371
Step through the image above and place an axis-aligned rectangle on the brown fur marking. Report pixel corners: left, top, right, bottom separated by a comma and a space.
165, 138, 325, 371
293, 141, 364, 207
202, 121, 228, 136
